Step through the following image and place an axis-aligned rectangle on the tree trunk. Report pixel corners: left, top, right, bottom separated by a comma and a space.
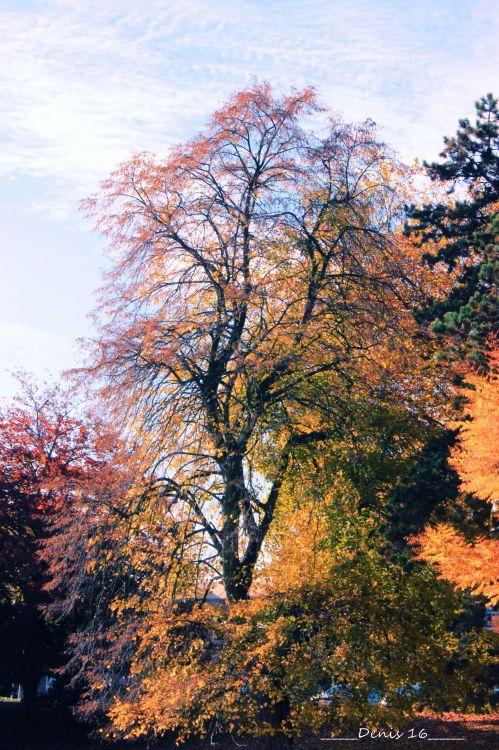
22, 674, 39, 712
261, 696, 293, 750
264, 733, 293, 750
221, 453, 254, 602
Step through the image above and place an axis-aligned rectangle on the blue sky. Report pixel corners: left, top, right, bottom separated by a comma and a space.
1, 0, 498, 397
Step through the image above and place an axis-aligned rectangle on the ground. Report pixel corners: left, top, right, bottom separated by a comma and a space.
0, 703, 497, 750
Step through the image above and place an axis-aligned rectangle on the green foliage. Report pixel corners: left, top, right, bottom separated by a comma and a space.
383, 428, 460, 548
106, 493, 493, 743
406, 94, 499, 370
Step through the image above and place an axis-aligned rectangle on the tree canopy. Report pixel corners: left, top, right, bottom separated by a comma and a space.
0, 379, 115, 706
83, 84, 448, 604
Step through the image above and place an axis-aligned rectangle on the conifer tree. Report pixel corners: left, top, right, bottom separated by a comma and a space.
406, 94, 498, 370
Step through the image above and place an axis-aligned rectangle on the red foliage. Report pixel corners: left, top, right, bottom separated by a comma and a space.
0, 376, 124, 697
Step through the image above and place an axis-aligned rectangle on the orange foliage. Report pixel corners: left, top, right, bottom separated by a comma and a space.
451, 348, 499, 499
416, 348, 498, 606
417, 524, 499, 606
80, 83, 458, 608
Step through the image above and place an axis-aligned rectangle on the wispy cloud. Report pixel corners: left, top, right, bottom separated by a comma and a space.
1, 0, 498, 216
0, 0, 498, 392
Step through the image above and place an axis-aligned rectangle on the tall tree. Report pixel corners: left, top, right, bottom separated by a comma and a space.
84, 84, 441, 603
406, 94, 499, 371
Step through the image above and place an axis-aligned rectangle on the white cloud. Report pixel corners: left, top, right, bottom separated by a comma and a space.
0, 0, 498, 219
0, 0, 498, 386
